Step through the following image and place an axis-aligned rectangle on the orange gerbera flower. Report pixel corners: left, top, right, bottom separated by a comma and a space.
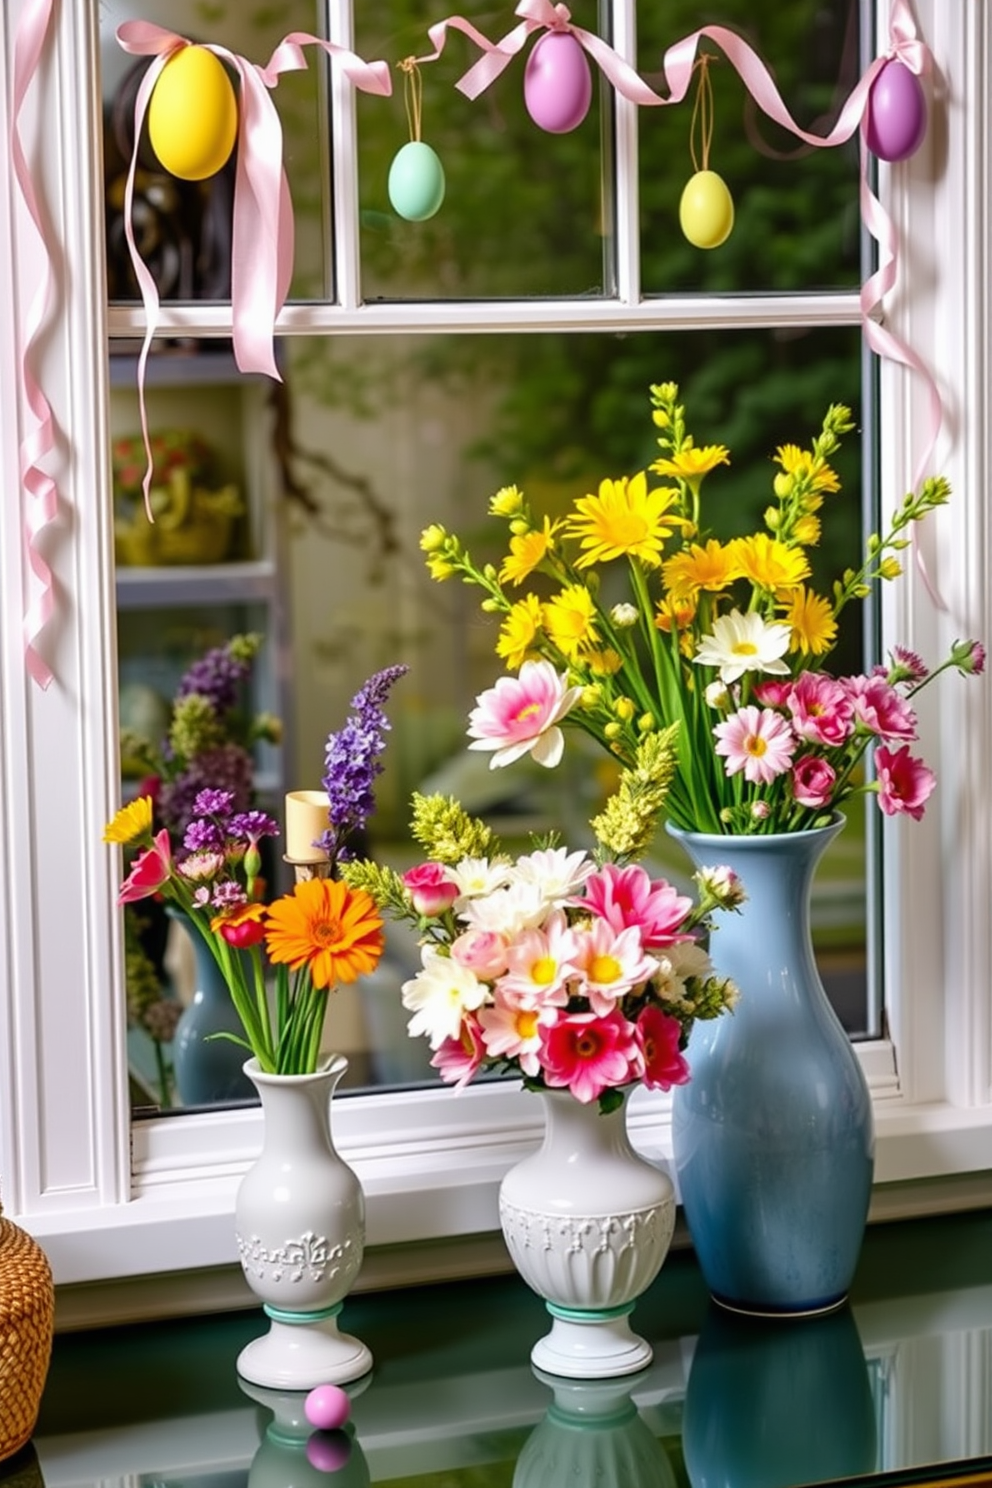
265, 878, 384, 989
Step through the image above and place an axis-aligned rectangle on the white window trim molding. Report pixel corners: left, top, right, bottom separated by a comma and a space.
2, 0, 991, 1320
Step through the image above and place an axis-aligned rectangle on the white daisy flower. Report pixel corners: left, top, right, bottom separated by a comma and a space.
401, 946, 489, 1050
509, 846, 595, 906
459, 880, 549, 938
692, 609, 792, 684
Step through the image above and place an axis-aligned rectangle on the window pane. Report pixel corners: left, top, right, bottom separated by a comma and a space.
637, 0, 863, 292
101, 0, 327, 305
354, 0, 609, 301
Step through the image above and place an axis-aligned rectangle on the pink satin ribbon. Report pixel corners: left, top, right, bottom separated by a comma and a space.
11, 0, 58, 689
116, 22, 392, 514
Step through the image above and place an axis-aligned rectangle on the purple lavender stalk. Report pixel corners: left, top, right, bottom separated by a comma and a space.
318, 665, 408, 866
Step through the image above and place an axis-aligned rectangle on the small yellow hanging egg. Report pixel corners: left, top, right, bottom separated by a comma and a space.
679, 170, 735, 250
148, 46, 238, 182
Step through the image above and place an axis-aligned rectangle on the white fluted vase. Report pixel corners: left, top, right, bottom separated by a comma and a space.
499, 1090, 675, 1379
235, 1056, 372, 1390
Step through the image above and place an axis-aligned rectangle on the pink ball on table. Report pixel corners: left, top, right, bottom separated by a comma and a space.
304, 1382, 351, 1431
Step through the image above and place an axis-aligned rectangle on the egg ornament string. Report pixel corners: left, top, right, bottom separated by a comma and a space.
678, 53, 734, 250
523, 26, 592, 133
388, 58, 446, 222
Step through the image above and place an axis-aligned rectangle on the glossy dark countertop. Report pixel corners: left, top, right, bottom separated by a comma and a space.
14, 1207, 992, 1488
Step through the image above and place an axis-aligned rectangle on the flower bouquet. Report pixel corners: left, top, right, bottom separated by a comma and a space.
344, 777, 743, 1115
421, 384, 983, 835
105, 665, 407, 1076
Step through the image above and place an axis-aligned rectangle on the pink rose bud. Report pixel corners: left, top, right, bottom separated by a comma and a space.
450, 928, 510, 979
402, 862, 459, 916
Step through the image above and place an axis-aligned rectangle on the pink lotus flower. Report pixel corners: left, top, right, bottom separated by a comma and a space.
402, 862, 459, 916
467, 660, 583, 769
791, 754, 838, 810
538, 1009, 640, 1104
450, 928, 510, 980
635, 1005, 691, 1091
430, 1014, 486, 1090
117, 829, 173, 904
478, 996, 557, 1077
844, 674, 917, 741
579, 863, 693, 949
714, 705, 796, 785
788, 672, 855, 748
875, 744, 936, 820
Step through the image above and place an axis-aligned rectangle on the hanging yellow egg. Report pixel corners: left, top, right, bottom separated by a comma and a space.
148, 46, 238, 182
679, 170, 735, 250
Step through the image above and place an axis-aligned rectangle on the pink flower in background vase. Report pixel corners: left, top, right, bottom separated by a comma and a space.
845, 674, 917, 741
787, 672, 855, 747
792, 755, 838, 810
714, 706, 796, 785
875, 744, 936, 820
467, 660, 583, 768
402, 862, 459, 917
117, 828, 173, 904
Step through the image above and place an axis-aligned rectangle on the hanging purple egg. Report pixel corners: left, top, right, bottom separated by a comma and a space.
865, 58, 927, 163
523, 31, 592, 134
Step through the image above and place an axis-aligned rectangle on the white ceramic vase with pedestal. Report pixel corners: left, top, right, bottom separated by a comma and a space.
235, 1055, 372, 1390
499, 1090, 676, 1379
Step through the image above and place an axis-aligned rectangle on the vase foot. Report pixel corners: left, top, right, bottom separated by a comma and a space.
531, 1302, 653, 1380
711, 1291, 849, 1320
236, 1304, 373, 1390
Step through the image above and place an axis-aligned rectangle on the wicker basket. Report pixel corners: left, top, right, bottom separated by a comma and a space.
0, 1212, 54, 1462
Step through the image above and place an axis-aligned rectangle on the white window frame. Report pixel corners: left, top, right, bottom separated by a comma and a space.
1, 0, 989, 1322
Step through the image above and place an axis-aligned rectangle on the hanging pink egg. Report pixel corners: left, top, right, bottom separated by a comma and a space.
523, 31, 592, 134
865, 58, 927, 163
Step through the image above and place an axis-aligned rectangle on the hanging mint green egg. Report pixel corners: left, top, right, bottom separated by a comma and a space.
388, 141, 446, 222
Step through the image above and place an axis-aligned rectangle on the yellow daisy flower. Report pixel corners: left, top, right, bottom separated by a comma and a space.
583, 647, 623, 676
783, 586, 838, 657
496, 594, 545, 670
103, 795, 154, 845
662, 538, 739, 601
565, 472, 684, 569
499, 516, 561, 586
543, 585, 600, 659
651, 444, 730, 481
735, 532, 810, 593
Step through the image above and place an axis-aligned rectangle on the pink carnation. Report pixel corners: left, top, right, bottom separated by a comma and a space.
875, 744, 936, 821
538, 1009, 639, 1104
845, 674, 917, 741
788, 672, 855, 748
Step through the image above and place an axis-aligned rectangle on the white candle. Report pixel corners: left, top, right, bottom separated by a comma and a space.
285, 790, 331, 862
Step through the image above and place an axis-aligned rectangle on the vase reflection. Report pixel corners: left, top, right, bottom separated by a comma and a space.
682, 1300, 878, 1488
513, 1366, 678, 1488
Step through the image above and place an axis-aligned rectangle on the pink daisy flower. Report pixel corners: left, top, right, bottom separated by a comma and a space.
569, 920, 659, 1017
714, 705, 796, 785
467, 660, 583, 769
478, 996, 558, 1078
635, 1005, 691, 1091
875, 744, 936, 820
578, 863, 693, 949
430, 1014, 486, 1090
496, 911, 581, 1006
538, 1009, 640, 1105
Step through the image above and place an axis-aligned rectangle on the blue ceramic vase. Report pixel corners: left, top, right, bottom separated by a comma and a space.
170, 910, 256, 1107
668, 818, 874, 1315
